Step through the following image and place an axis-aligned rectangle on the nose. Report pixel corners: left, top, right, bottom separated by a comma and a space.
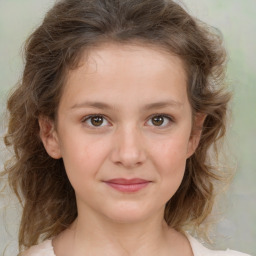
110, 126, 147, 168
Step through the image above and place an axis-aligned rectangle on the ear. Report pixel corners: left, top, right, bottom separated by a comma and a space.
186, 113, 206, 158
38, 116, 62, 159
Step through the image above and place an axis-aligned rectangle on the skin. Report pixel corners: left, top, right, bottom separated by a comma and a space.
40, 43, 204, 256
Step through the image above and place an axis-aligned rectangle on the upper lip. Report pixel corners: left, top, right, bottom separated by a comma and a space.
104, 178, 150, 185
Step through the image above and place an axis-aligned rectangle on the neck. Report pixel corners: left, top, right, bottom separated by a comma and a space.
67, 207, 175, 256
54, 204, 193, 256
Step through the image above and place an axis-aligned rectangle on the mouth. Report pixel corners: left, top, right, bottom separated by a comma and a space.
104, 178, 151, 193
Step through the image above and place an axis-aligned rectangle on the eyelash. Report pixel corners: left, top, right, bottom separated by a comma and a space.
146, 114, 174, 128
81, 114, 111, 128
81, 114, 174, 128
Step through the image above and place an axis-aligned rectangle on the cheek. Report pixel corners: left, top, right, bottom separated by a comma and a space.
150, 135, 190, 179
146, 137, 189, 204
60, 135, 110, 186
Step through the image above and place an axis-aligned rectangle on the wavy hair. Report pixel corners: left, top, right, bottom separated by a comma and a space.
2, 0, 232, 251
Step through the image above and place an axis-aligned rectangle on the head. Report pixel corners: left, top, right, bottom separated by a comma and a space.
4, 0, 231, 250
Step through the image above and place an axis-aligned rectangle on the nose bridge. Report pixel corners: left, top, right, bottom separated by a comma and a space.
111, 124, 146, 168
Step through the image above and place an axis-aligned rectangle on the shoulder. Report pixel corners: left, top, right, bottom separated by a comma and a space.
21, 240, 56, 256
187, 235, 252, 256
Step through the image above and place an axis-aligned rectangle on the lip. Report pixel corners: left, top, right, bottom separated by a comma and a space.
104, 178, 151, 192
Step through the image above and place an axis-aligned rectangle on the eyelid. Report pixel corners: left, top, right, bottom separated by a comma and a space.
147, 113, 174, 121
80, 113, 174, 128
81, 114, 112, 127
146, 113, 174, 127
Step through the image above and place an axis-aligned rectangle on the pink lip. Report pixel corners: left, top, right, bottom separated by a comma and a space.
104, 178, 151, 192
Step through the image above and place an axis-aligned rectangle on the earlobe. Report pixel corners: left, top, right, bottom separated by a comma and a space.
186, 113, 206, 158
38, 116, 62, 159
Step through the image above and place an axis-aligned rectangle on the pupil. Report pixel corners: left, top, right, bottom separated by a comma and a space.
152, 116, 164, 126
92, 116, 103, 126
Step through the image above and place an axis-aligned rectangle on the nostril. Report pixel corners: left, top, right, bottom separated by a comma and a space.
109, 129, 147, 167
110, 148, 146, 168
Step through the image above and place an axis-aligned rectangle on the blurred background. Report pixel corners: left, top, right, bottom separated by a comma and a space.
0, 0, 255, 255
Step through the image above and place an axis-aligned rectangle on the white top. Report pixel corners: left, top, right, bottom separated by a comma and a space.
24, 235, 251, 256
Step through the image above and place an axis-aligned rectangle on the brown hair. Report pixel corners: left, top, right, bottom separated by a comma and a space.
3, 0, 231, 251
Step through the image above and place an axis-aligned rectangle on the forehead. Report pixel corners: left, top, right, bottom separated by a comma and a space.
61, 43, 189, 110
68, 42, 187, 81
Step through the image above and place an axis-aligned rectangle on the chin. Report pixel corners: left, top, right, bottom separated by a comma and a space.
108, 214, 148, 224
103, 203, 159, 224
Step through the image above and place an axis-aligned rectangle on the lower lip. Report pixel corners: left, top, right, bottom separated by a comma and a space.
105, 182, 150, 192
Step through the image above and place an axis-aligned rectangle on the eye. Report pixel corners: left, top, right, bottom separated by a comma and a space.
82, 115, 110, 127
146, 114, 173, 127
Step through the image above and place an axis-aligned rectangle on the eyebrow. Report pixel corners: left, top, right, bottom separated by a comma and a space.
142, 100, 183, 110
71, 100, 183, 110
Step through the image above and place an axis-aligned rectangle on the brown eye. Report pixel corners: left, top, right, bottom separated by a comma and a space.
83, 115, 109, 127
91, 116, 104, 126
152, 116, 164, 126
147, 115, 172, 127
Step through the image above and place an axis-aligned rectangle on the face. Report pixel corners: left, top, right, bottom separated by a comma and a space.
40, 43, 203, 224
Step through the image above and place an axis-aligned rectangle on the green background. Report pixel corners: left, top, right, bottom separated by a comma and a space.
0, 0, 255, 255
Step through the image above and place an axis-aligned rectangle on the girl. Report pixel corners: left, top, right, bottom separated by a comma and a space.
2, 0, 251, 255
